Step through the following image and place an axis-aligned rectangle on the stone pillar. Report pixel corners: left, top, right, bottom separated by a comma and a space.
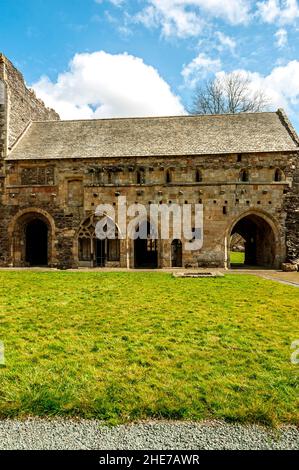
57, 229, 78, 269
119, 239, 127, 268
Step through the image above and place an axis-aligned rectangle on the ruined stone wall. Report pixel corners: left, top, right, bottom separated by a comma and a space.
1, 151, 295, 269
0, 54, 59, 154
284, 151, 299, 264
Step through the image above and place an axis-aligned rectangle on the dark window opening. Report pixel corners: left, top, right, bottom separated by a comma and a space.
137, 170, 145, 184
274, 168, 283, 182
195, 170, 202, 182
166, 170, 172, 184
240, 169, 249, 182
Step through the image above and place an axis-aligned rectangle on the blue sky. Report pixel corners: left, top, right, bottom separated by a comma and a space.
1, 0, 299, 131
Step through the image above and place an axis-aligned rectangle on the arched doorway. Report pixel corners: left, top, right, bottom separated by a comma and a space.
229, 213, 277, 268
171, 239, 182, 267
9, 210, 54, 267
134, 220, 158, 268
26, 219, 48, 266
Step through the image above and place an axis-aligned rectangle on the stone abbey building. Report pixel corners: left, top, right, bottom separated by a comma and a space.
0, 54, 298, 270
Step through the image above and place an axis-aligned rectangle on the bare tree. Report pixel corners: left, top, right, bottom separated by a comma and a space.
190, 72, 270, 115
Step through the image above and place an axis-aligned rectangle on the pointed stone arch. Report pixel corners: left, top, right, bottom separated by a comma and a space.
226, 210, 284, 269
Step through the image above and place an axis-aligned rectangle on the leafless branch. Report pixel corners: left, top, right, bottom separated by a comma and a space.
189, 72, 271, 115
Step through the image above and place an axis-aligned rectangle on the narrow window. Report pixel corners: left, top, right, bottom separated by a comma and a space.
240, 169, 249, 182
137, 171, 141, 184
166, 170, 172, 184
237, 154, 242, 162
137, 169, 145, 184
274, 168, 283, 182
195, 169, 202, 183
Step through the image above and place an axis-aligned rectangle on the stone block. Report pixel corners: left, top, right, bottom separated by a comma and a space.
282, 263, 298, 272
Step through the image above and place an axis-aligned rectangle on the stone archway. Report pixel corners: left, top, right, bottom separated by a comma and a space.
228, 211, 281, 268
9, 209, 55, 267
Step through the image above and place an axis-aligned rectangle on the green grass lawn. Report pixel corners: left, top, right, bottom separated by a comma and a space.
0, 271, 298, 426
230, 251, 245, 264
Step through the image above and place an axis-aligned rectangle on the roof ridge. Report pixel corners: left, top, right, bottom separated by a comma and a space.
29, 110, 277, 125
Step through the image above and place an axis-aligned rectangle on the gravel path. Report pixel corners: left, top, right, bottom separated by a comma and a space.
0, 419, 298, 450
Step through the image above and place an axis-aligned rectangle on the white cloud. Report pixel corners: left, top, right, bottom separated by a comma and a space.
182, 53, 221, 86
217, 61, 299, 116
134, 0, 251, 38
134, 2, 204, 37
275, 28, 288, 47
215, 32, 237, 53
257, 0, 299, 25
32, 51, 185, 120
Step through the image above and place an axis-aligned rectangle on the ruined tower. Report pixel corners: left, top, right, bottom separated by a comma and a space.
0, 53, 59, 161
0, 53, 59, 265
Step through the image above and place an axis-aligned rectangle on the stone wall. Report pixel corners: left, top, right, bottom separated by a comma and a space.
0, 53, 59, 155
284, 152, 299, 264
0, 53, 298, 270
2, 151, 295, 269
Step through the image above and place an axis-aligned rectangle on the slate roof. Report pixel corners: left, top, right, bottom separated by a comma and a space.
7, 109, 299, 161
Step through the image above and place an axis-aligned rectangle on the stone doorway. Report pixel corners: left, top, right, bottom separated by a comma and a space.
134, 221, 158, 268
171, 239, 183, 267
25, 219, 48, 266
9, 210, 54, 267
229, 214, 277, 268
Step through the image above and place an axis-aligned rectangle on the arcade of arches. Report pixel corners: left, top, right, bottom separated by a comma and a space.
9, 210, 281, 269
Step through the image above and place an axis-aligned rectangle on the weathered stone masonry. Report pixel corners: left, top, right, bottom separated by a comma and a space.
0, 53, 298, 270
279, 110, 299, 265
